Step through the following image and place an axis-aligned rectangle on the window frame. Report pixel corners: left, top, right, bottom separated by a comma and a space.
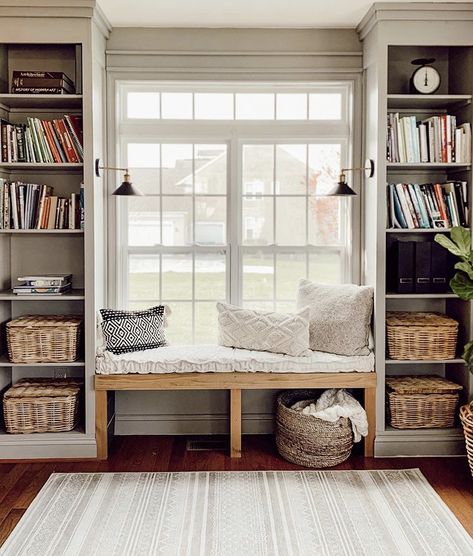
114, 80, 356, 342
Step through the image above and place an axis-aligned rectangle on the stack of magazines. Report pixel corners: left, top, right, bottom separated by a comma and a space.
387, 181, 468, 229
387, 113, 471, 164
13, 274, 72, 296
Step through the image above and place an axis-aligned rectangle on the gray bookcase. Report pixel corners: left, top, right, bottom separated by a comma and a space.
359, 3, 473, 456
0, 2, 109, 459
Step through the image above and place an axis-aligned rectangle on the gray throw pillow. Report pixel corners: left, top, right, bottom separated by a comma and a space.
297, 279, 373, 356
217, 302, 311, 357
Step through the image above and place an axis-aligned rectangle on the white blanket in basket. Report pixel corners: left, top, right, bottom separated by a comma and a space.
291, 389, 368, 442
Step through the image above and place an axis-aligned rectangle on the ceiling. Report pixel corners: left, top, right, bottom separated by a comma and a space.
97, 0, 467, 28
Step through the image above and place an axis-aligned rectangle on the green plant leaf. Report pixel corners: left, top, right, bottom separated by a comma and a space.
450, 271, 473, 300
450, 226, 471, 257
454, 261, 473, 280
434, 233, 465, 258
462, 340, 473, 374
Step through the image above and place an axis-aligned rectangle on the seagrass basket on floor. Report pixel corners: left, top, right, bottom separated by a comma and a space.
386, 376, 462, 429
7, 315, 82, 363
460, 402, 473, 478
3, 378, 82, 434
276, 390, 353, 468
386, 312, 458, 361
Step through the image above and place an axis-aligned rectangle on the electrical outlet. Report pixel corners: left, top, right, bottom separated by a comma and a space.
53, 368, 68, 379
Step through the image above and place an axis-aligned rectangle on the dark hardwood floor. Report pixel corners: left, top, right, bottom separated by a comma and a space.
0, 435, 472, 546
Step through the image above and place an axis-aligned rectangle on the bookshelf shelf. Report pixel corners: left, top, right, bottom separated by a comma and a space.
386, 358, 465, 365
387, 94, 472, 110
0, 289, 85, 300
385, 292, 458, 299
386, 162, 471, 170
0, 94, 82, 110
383, 425, 464, 437
0, 162, 83, 172
0, 355, 85, 367
385, 228, 458, 233
0, 428, 86, 441
0, 229, 84, 234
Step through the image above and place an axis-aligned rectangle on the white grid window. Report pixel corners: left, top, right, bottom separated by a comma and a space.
116, 82, 354, 344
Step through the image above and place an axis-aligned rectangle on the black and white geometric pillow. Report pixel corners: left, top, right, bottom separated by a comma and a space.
99, 305, 168, 354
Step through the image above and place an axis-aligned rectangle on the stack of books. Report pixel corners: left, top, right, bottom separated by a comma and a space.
387, 181, 469, 229
387, 113, 471, 164
0, 114, 83, 163
11, 71, 75, 95
0, 180, 84, 230
13, 274, 72, 296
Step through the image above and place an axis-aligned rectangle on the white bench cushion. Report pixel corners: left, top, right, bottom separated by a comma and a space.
96, 344, 374, 375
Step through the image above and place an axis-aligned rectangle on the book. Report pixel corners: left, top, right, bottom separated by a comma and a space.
12, 71, 74, 87
17, 273, 72, 284
11, 77, 74, 94
11, 87, 72, 95
13, 283, 72, 295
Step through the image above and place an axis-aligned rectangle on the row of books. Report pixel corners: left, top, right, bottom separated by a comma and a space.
11, 71, 75, 95
13, 274, 72, 296
387, 113, 471, 164
0, 114, 83, 164
0, 180, 84, 230
387, 181, 468, 230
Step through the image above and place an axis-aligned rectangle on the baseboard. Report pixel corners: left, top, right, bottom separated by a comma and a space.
115, 412, 274, 435
375, 431, 466, 457
0, 435, 97, 459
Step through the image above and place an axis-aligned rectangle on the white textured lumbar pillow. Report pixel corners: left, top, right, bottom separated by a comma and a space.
216, 302, 311, 357
297, 279, 374, 356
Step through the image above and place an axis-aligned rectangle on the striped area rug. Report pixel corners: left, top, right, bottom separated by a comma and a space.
1, 470, 472, 555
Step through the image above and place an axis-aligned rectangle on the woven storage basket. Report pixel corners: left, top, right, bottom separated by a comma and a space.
386, 312, 458, 361
387, 376, 462, 429
3, 378, 82, 434
275, 390, 353, 468
7, 315, 82, 363
460, 402, 473, 478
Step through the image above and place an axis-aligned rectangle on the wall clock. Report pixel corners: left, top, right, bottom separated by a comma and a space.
410, 58, 441, 94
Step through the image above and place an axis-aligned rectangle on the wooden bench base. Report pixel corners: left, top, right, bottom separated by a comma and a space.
95, 372, 377, 460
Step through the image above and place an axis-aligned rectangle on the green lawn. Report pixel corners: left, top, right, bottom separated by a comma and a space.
129, 255, 340, 343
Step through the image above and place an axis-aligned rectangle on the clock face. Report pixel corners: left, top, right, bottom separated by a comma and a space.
412, 66, 441, 94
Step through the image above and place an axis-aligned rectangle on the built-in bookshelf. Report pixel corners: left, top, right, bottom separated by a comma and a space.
359, 4, 473, 456
0, 5, 109, 459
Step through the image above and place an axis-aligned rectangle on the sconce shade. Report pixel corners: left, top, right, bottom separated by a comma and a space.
324, 181, 357, 197
112, 179, 143, 196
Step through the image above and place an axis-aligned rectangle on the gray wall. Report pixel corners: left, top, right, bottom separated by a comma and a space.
106, 27, 363, 435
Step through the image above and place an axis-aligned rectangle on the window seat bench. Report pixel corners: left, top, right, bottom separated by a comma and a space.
95, 345, 376, 460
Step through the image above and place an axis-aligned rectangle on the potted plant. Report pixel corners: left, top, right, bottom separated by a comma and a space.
435, 226, 473, 476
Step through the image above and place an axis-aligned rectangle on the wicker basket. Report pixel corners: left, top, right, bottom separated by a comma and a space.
387, 376, 462, 429
3, 378, 82, 434
386, 312, 458, 361
7, 315, 82, 363
275, 390, 353, 468
460, 402, 473, 478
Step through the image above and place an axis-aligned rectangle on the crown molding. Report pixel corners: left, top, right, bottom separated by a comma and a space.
0, 0, 111, 36
357, 2, 473, 40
